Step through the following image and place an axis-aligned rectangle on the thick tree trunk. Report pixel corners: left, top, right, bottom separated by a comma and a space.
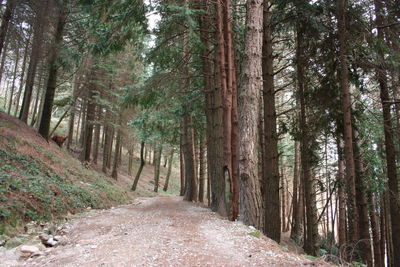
374, 1, 400, 266
38, 4, 67, 139
128, 144, 134, 176
182, 115, 198, 202
238, 0, 263, 228
153, 146, 162, 192
131, 142, 145, 191
163, 149, 174, 192
262, 0, 280, 242
337, 0, 359, 247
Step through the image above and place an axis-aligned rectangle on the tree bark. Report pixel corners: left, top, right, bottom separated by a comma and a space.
38, 3, 67, 139
374, 1, 400, 266
153, 146, 162, 192
337, 0, 359, 249
19, 1, 47, 123
262, 0, 280, 243
198, 138, 206, 202
131, 142, 145, 191
0, 0, 15, 58
111, 124, 122, 180
182, 115, 198, 202
238, 0, 263, 228
163, 149, 174, 192
7, 46, 19, 114
296, 9, 319, 255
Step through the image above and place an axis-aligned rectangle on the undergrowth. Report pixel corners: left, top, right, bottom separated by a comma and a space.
0, 146, 130, 236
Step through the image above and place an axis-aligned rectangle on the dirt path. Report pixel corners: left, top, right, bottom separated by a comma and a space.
2, 197, 331, 267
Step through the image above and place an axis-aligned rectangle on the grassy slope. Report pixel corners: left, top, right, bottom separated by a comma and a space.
0, 112, 132, 237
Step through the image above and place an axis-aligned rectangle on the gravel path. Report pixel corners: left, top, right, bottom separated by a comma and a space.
2, 196, 331, 267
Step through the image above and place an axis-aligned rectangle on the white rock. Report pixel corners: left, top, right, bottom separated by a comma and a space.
20, 245, 39, 254
46, 238, 58, 247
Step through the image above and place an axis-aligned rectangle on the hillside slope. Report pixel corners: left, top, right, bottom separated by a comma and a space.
0, 112, 132, 238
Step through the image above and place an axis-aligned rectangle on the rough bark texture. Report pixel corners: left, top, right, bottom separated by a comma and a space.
38, 4, 67, 139
182, 115, 198, 202
238, 0, 263, 228
262, 0, 280, 243
337, 0, 359, 247
374, 1, 400, 266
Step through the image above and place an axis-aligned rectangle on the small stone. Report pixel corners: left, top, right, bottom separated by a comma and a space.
249, 226, 256, 230
32, 251, 44, 257
46, 238, 58, 247
86, 207, 91, 210
20, 245, 40, 254
39, 233, 49, 242
53, 235, 62, 241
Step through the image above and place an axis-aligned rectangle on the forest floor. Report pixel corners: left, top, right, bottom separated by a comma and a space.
1, 196, 333, 267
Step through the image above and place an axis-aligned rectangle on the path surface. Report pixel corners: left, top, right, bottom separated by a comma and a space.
2, 197, 330, 267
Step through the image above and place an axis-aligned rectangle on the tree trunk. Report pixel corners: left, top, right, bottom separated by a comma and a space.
336, 137, 347, 254
131, 141, 145, 191
128, 144, 134, 176
374, 1, 400, 266
238, 0, 263, 228
163, 149, 174, 192
0, 0, 15, 58
7, 46, 19, 114
153, 146, 162, 192
111, 124, 122, 180
14, 35, 30, 116
179, 141, 185, 196
182, 115, 198, 202
93, 106, 102, 164
296, 11, 319, 255
102, 109, 111, 173
38, 4, 67, 139
368, 192, 383, 267
353, 128, 372, 265
80, 67, 96, 161
198, 138, 206, 202
262, 0, 280, 242
290, 140, 302, 242
337, 0, 359, 249
19, 1, 46, 123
